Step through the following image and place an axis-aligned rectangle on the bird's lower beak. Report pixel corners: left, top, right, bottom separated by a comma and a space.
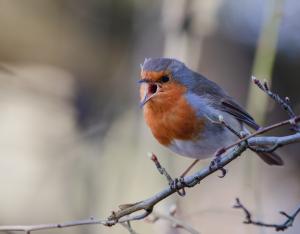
140, 83, 159, 107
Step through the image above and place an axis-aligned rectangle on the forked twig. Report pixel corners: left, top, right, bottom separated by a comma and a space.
234, 198, 300, 231
251, 76, 296, 120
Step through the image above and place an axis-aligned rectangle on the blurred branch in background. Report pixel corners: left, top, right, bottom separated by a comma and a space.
243, 2, 285, 232
234, 198, 300, 231
146, 207, 200, 234
247, 0, 284, 123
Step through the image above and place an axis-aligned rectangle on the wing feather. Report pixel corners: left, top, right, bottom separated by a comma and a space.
188, 72, 283, 165
190, 72, 259, 130
220, 98, 259, 130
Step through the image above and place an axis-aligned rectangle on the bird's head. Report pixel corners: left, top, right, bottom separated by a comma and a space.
139, 58, 193, 108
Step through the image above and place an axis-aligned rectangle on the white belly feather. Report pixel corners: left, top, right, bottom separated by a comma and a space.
168, 126, 238, 159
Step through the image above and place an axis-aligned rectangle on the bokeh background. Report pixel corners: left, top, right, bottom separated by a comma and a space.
0, 0, 299, 234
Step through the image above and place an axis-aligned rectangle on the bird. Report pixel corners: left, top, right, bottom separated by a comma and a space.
139, 57, 283, 166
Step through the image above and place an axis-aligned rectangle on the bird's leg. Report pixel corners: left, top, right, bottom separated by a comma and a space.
180, 159, 199, 177
209, 148, 227, 178
209, 115, 251, 178
169, 178, 186, 196
169, 159, 201, 195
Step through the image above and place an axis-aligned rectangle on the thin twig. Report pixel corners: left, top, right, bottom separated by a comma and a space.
180, 159, 199, 178
121, 222, 139, 234
234, 198, 300, 231
216, 115, 300, 156
251, 76, 300, 131
0, 217, 108, 233
251, 76, 296, 119
148, 152, 173, 184
218, 115, 243, 138
149, 152, 186, 196
147, 211, 200, 234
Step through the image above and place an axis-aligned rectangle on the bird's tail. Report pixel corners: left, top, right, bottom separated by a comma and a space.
242, 127, 284, 166
256, 152, 284, 166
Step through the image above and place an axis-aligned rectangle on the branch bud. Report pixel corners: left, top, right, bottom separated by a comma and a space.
285, 96, 290, 103
147, 152, 158, 162
251, 76, 258, 84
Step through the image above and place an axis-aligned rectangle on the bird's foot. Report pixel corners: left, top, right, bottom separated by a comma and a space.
169, 177, 186, 196
209, 156, 227, 178
209, 155, 221, 169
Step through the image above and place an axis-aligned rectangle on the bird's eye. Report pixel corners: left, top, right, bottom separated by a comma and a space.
160, 76, 169, 83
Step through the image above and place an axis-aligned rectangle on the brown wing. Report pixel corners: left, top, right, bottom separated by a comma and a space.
219, 98, 260, 130
190, 71, 259, 130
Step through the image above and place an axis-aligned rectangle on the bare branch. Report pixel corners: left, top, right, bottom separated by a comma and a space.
234, 198, 300, 231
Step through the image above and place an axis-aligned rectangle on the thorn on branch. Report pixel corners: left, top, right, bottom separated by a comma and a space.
234, 198, 300, 231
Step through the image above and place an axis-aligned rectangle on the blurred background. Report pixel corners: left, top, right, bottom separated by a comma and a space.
0, 0, 299, 233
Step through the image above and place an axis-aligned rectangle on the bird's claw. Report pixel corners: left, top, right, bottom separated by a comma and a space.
209, 156, 227, 178
209, 156, 221, 169
218, 167, 227, 178
169, 177, 186, 196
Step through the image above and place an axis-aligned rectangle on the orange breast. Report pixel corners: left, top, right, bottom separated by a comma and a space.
144, 83, 205, 146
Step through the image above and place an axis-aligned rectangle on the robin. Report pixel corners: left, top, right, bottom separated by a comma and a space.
139, 58, 283, 167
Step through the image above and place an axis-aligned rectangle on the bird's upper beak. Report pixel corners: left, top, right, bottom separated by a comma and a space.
139, 81, 160, 107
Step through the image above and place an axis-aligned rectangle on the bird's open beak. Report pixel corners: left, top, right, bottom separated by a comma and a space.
139, 82, 159, 107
